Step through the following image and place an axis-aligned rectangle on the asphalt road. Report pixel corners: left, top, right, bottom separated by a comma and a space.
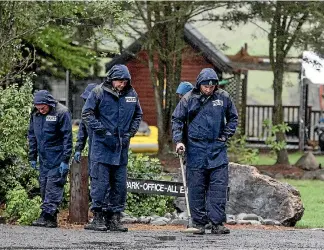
0, 224, 324, 250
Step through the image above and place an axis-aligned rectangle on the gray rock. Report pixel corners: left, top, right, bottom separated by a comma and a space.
138, 216, 151, 224
262, 219, 281, 226
226, 214, 236, 221
237, 220, 252, 225
121, 212, 128, 218
295, 152, 319, 171
171, 211, 178, 219
121, 217, 138, 224
178, 211, 188, 220
249, 220, 262, 225
164, 213, 172, 219
151, 219, 167, 226
205, 223, 212, 229
242, 213, 259, 221
170, 219, 188, 226
152, 217, 170, 223
236, 213, 247, 221
227, 163, 304, 227
174, 197, 187, 212
226, 219, 237, 225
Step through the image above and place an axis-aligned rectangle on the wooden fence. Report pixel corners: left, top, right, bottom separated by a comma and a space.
245, 105, 322, 143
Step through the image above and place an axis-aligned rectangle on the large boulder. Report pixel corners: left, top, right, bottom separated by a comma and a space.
227, 163, 304, 227
295, 152, 319, 171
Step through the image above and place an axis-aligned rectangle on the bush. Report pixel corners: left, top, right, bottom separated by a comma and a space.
227, 128, 259, 164
5, 185, 41, 225
262, 119, 291, 156
0, 80, 38, 204
125, 152, 175, 217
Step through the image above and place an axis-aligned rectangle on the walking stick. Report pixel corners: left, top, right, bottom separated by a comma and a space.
179, 154, 200, 233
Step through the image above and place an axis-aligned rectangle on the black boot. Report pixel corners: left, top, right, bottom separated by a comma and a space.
44, 212, 58, 228
84, 211, 107, 231
32, 212, 47, 227
211, 223, 230, 234
109, 212, 128, 232
104, 211, 113, 230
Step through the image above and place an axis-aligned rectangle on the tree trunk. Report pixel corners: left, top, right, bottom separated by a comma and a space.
272, 64, 290, 165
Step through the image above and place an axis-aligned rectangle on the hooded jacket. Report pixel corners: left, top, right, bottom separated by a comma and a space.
28, 90, 72, 177
172, 68, 238, 169
81, 64, 143, 166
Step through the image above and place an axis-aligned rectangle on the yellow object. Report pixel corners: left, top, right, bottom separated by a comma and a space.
130, 126, 159, 153
72, 125, 159, 153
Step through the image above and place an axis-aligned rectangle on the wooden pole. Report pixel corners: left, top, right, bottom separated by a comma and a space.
69, 156, 89, 223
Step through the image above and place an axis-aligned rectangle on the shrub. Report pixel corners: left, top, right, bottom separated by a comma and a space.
227, 128, 259, 164
0, 80, 38, 204
262, 119, 292, 156
5, 185, 41, 225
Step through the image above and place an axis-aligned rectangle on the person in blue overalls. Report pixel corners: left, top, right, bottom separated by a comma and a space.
74, 83, 97, 171
172, 68, 238, 235
28, 90, 72, 228
82, 64, 143, 232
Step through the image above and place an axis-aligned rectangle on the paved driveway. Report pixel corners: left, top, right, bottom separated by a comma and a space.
0, 224, 324, 249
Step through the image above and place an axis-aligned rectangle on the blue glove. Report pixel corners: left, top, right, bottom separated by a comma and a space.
74, 151, 81, 163
59, 162, 69, 177
30, 161, 37, 170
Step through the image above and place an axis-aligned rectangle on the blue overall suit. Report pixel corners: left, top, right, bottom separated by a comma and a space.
74, 83, 96, 171
82, 64, 142, 231
172, 68, 238, 233
28, 90, 72, 227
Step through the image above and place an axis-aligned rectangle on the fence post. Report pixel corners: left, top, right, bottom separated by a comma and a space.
69, 156, 89, 223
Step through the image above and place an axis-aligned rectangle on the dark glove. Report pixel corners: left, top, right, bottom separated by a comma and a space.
30, 161, 38, 170
59, 162, 69, 177
74, 151, 81, 163
122, 133, 131, 148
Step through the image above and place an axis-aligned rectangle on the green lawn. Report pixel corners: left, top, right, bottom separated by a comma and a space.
251, 152, 324, 166
281, 179, 324, 228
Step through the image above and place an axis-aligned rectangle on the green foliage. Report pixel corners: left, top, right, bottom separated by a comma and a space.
0, 1, 128, 81
125, 152, 175, 217
30, 26, 96, 78
262, 119, 291, 156
5, 185, 41, 225
0, 79, 33, 161
227, 129, 259, 164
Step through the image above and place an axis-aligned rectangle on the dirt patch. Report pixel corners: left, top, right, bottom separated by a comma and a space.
255, 164, 304, 179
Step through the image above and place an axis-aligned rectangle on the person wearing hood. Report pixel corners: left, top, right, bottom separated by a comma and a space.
82, 64, 143, 232
74, 83, 97, 170
28, 90, 72, 228
172, 68, 238, 235
176, 81, 194, 100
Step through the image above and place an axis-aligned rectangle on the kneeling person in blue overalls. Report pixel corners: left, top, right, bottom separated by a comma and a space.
172, 68, 238, 235
82, 64, 143, 232
28, 90, 73, 228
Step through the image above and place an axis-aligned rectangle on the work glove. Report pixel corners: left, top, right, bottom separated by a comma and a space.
59, 162, 69, 177
176, 143, 186, 155
74, 151, 81, 163
30, 161, 38, 170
